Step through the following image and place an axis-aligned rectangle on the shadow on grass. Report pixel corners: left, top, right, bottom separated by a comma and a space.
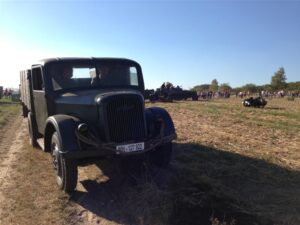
70, 143, 300, 225
264, 107, 285, 110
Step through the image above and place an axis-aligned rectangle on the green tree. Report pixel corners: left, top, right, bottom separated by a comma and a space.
286, 81, 300, 91
219, 83, 232, 92
241, 83, 257, 93
210, 79, 219, 91
271, 67, 287, 90
260, 84, 273, 92
191, 84, 210, 92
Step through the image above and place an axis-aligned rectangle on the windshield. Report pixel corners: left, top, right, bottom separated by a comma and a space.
50, 62, 140, 91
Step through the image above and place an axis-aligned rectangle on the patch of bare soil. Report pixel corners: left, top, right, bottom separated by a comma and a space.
71, 157, 176, 225
0, 113, 23, 202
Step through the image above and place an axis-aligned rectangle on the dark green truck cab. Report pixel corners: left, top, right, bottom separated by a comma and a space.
20, 57, 176, 193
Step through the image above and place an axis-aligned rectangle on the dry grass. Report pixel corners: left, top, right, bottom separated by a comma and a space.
70, 97, 300, 225
0, 104, 74, 225
1, 97, 300, 225
142, 97, 300, 225
0, 134, 74, 225
153, 97, 300, 169
0, 101, 19, 127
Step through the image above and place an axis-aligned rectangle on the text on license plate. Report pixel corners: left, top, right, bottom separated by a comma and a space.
116, 142, 145, 153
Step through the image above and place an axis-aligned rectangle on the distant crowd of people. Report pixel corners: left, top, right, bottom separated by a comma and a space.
0, 88, 13, 99
195, 90, 300, 100
197, 91, 231, 99
260, 90, 300, 98
236, 90, 300, 98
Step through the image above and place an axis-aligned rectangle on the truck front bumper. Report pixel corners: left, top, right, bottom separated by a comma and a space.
60, 133, 176, 159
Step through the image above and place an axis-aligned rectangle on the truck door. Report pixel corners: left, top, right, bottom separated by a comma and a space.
31, 66, 48, 135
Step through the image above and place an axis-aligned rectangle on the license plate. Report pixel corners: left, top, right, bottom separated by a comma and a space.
116, 142, 145, 153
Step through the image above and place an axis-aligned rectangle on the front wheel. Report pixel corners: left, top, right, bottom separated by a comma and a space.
51, 132, 78, 193
149, 142, 173, 168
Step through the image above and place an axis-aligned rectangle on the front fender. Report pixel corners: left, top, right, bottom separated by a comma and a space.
145, 107, 176, 138
44, 115, 80, 153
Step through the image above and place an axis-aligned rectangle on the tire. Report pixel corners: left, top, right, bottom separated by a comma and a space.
150, 142, 173, 168
28, 113, 38, 147
51, 132, 78, 193
22, 103, 28, 117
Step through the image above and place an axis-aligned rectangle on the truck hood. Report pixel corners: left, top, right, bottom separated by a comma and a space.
55, 89, 143, 105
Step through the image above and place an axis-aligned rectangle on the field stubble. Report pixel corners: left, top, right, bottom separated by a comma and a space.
151, 97, 300, 224
73, 97, 300, 225
0, 97, 299, 225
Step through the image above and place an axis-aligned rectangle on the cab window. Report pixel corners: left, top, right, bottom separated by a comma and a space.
32, 67, 43, 90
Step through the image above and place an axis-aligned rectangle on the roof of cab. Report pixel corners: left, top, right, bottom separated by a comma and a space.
32, 57, 138, 67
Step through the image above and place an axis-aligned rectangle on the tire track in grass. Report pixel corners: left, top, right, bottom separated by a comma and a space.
0, 113, 23, 223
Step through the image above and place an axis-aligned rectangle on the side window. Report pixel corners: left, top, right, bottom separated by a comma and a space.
129, 67, 138, 86
32, 67, 43, 90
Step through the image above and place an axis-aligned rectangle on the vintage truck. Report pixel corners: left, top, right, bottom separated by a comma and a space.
20, 58, 176, 193
149, 86, 198, 102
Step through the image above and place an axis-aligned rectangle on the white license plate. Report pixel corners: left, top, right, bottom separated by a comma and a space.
116, 142, 145, 153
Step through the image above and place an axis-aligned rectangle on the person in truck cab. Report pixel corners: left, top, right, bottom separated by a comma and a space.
90, 65, 111, 86
51, 65, 75, 90
59, 66, 74, 88
98, 65, 112, 84
62, 66, 73, 80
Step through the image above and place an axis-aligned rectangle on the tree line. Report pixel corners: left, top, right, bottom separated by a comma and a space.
191, 67, 300, 93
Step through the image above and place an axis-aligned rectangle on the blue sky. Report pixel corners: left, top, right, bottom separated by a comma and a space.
0, 0, 299, 89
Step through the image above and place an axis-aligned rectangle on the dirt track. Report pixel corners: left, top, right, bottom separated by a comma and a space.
0, 114, 72, 225
0, 114, 103, 225
0, 113, 24, 222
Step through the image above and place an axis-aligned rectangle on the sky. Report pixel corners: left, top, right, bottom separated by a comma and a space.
0, 0, 299, 89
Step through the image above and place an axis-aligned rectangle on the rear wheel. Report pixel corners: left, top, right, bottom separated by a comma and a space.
51, 132, 78, 193
28, 113, 38, 147
150, 142, 173, 168
22, 103, 28, 117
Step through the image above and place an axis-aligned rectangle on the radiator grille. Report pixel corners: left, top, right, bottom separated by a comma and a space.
106, 95, 146, 142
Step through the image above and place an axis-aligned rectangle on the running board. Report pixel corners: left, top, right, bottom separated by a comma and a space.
36, 138, 45, 151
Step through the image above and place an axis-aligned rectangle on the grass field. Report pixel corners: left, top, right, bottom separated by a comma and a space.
0, 97, 299, 225
71, 97, 300, 225
140, 97, 300, 225
0, 100, 73, 225
0, 99, 20, 127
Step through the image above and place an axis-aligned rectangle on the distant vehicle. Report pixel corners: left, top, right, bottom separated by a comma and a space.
242, 97, 267, 108
149, 84, 198, 102
20, 57, 176, 193
144, 89, 154, 99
